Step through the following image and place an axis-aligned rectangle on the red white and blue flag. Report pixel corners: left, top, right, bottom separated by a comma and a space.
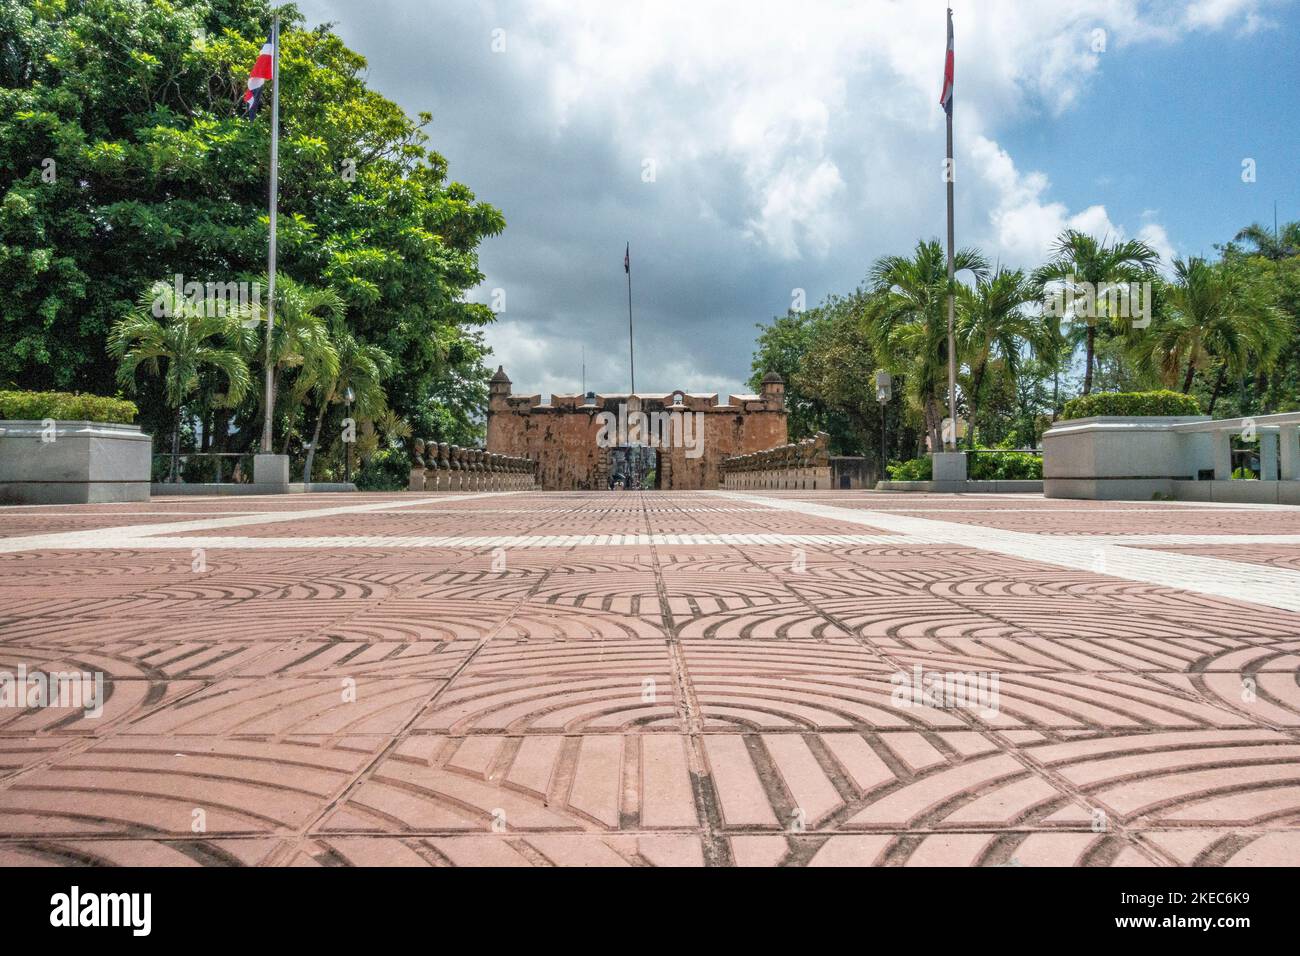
624, 243, 630, 274
243, 33, 274, 119
939, 8, 954, 116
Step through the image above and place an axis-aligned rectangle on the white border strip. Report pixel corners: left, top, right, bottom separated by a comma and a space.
713, 491, 1300, 613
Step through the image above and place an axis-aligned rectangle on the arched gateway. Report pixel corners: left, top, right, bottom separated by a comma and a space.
485, 367, 788, 490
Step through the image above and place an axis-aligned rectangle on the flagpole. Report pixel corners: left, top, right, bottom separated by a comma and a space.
261, 14, 281, 454
944, 7, 957, 451
626, 243, 636, 395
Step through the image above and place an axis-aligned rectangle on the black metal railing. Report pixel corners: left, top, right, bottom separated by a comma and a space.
151, 452, 257, 484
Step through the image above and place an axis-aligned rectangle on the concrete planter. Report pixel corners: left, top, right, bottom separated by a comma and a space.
1042, 415, 1213, 500
0, 420, 152, 505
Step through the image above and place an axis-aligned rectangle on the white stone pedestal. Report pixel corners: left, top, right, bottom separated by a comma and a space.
931, 452, 968, 482
253, 454, 290, 490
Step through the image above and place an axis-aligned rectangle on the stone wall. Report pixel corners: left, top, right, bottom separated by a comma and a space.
485, 367, 788, 490
719, 433, 833, 491
830, 456, 875, 490
405, 441, 540, 492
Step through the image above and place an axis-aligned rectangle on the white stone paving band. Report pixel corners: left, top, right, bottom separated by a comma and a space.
714, 491, 1300, 614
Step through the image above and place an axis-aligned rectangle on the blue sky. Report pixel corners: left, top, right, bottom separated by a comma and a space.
1013, 11, 1299, 258
298, 0, 1298, 398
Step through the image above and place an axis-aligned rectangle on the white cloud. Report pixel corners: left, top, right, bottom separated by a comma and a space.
1137, 222, 1177, 274
1184, 0, 1273, 33
968, 128, 1186, 276
499, 0, 1247, 265
302, 0, 1263, 390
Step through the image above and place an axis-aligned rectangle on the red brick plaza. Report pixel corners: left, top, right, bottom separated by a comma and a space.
1, 489, 1299, 867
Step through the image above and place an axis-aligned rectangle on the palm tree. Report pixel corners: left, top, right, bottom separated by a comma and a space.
956, 267, 1041, 448
867, 239, 988, 452
1129, 256, 1287, 402
109, 284, 253, 481
302, 326, 390, 483
356, 408, 412, 466
1234, 221, 1300, 261
1033, 230, 1160, 395
246, 275, 343, 453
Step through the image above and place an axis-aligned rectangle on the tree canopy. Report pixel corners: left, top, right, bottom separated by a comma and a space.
750, 221, 1300, 468
1, 0, 503, 454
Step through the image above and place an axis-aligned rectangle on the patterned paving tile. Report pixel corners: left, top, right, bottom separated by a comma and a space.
284, 834, 706, 867
0, 736, 386, 835
319, 734, 699, 832
0, 838, 283, 867
1, 489, 1298, 866
121, 679, 440, 735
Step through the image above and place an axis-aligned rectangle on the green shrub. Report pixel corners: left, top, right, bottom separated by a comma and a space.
888, 452, 1042, 482
0, 390, 138, 423
969, 451, 1043, 480
355, 447, 411, 491
888, 457, 932, 481
1232, 466, 1258, 480
1061, 390, 1202, 420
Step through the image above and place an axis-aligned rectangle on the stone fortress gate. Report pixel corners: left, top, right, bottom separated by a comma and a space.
485, 367, 788, 490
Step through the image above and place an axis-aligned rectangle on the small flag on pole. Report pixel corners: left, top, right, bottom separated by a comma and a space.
624, 243, 630, 274
243, 33, 275, 119
939, 9, 954, 115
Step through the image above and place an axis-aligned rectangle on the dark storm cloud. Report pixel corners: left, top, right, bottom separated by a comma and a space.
297, 0, 869, 397
294, 1, 1245, 396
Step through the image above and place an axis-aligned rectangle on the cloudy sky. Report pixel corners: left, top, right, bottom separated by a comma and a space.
299, 0, 1298, 399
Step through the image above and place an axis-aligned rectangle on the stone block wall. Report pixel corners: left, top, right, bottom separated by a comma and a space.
405, 441, 540, 492
719, 432, 833, 491
484, 367, 788, 491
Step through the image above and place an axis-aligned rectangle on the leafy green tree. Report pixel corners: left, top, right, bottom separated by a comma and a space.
868, 239, 988, 452
360, 408, 412, 461
1216, 234, 1300, 416
246, 274, 341, 453
750, 293, 925, 463
1006, 353, 1060, 447
1, 0, 502, 445
1032, 230, 1159, 395
108, 282, 252, 479
1130, 257, 1287, 407
302, 323, 388, 483
749, 309, 830, 443
1253, 255, 1300, 414
956, 267, 1041, 449
1233, 222, 1300, 262
789, 293, 882, 456
406, 325, 493, 448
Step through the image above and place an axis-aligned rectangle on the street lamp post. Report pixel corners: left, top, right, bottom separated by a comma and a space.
344, 386, 355, 483
876, 371, 892, 486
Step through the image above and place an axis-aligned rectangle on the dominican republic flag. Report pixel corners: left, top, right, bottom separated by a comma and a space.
243, 33, 274, 119
939, 8, 954, 115
624, 243, 630, 274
